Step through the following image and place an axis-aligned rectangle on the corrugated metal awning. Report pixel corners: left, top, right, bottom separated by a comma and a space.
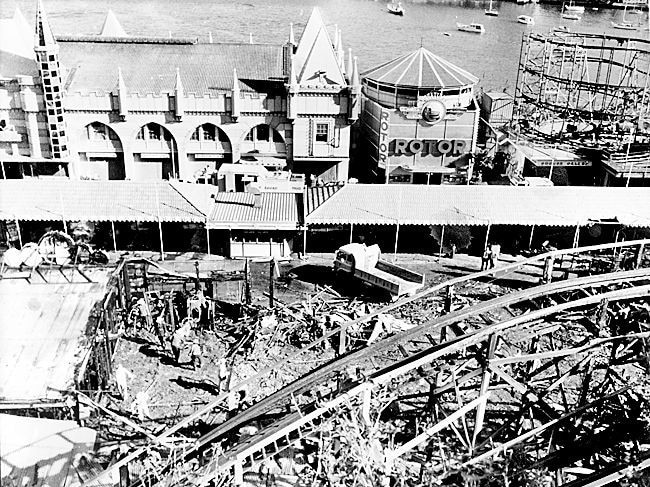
207, 191, 301, 230
0, 179, 205, 222
306, 184, 650, 227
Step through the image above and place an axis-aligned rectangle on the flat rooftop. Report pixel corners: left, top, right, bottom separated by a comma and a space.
0, 267, 112, 403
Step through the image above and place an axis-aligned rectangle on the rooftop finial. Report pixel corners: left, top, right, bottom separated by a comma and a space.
249, 33, 253, 44
351, 56, 360, 86
347, 48, 353, 81
208, 31, 213, 43
289, 22, 295, 45
35, 0, 56, 48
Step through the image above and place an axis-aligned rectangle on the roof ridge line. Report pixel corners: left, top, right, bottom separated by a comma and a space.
168, 181, 208, 218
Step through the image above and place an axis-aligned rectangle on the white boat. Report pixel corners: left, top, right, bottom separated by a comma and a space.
612, 20, 637, 29
517, 15, 535, 24
485, 0, 499, 16
553, 25, 570, 32
612, 3, 637, 30
387, 1, 404, 16
456, 22, 486, 33
564, 3, 585, 12
561, 11, 581, 19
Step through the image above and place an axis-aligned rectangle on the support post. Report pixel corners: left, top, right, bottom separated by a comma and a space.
111, 221, 117, 252
528, 224, 535, 250
635, 243, 645, 269
484, 223, 491, 254
393, 221, 400, 262
14, 217, 23, 249
349, 222, 354, 244
244, 258, 251, 305
0, 160, 5, 179
439, 225, 445, 259
154, 185, 164, 260
573, 224, 580, 249
269, 258, 275, 307
303, 226, 307, 257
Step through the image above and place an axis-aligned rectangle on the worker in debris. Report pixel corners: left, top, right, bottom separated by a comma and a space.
189, 339, 203, 371
132, 390, 152, 421
115, 364, 134, 402
170, 327, 187, 365
481, 244, 491, 271
490, 243, 500, 268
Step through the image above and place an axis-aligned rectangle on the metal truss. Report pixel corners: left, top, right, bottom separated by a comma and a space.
514, 32, 650, 141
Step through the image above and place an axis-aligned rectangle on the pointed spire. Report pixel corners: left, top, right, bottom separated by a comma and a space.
35, 0, 56, 48
333, 24, 339, 49
100, 9, 128, 37
289, 22, 295, 46
337, 31, 345, 72
232, 67, 240, 92
174, 67, 184, 118
346, 48, 353, 81
289, 53, 298, 89
116, 67, 128, 119
351, 56, 360, 87
231, 68, 240, 120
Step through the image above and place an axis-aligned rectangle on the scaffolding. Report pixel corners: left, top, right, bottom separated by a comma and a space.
514, 32, 650, 143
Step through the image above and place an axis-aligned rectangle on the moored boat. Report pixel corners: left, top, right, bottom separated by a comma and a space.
517, 15, 535, 24
561, 11, 581, 19
485, 0, 499, 16
456, 22, 486, 33
611, 20, 637, 29
387, 1, 404, 16
553, 25, 570, 32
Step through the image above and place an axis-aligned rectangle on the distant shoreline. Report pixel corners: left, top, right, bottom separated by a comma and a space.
402, 0, 648, 9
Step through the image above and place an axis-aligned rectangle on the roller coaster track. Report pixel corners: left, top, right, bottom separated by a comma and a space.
83, 239, 650, 487
193, 271, 650, 485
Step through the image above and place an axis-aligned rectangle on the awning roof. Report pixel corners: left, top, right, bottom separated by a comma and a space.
362, 46, 478, 89
208, 192, 301, 230
0, 179, 205, 222
0, 414, 96, 487
305, 184, 650, 227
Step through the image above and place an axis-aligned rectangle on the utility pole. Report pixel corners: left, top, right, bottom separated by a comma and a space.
244, 258, 251, 305
269, 258, 275, 307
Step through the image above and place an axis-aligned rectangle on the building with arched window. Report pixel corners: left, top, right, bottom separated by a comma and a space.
0, 3, 360, 185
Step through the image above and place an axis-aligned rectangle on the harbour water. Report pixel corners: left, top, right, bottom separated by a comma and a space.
3, 0, 649, 91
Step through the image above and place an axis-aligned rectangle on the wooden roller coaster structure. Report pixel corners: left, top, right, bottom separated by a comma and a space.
83, 239, 650, 487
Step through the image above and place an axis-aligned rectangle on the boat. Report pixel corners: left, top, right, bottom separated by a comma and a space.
561, 11, 581, 19
387, 1, 404, 15
564, 3, 585, 13
553, 25, 570, 32
456, 22, 486, 33
485, 0, 499, 16
517, 15, 535, 24
611, 3, 637, 30
612, 20, 637, 29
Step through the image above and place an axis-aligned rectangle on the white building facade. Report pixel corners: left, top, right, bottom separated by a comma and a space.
0, 3, 360, 183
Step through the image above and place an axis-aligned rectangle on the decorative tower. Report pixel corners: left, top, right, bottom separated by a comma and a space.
115, 67, 129, 120
287, 54, 299, 121
34, 0, 69, 159
348, 56, 361, 122
174, 67, 184, 120
231, 68, 240, 121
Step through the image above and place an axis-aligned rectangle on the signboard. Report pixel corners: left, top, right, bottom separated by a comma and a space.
390, 139, 467, 157
5, 221, 19, 242
398, 98, 455, 124
378, 108, 390, 168
532, 160, 591, 167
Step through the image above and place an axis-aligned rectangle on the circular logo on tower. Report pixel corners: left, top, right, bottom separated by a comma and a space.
420, 100, 447, 125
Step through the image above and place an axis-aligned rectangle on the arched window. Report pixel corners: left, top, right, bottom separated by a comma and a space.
137, 123, 172, 141
244, 124, 284, 143
191, 124, 230, 143
85, 122, 119, 141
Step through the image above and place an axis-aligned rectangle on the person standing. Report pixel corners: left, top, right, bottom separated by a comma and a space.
189, 340, 202, 371
481, 244, 491, 271
115, 365, 134, 402
170, 327, 186, 365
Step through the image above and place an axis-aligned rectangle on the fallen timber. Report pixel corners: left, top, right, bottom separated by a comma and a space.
82, 239, 650, 486
196, 275, 650, 484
